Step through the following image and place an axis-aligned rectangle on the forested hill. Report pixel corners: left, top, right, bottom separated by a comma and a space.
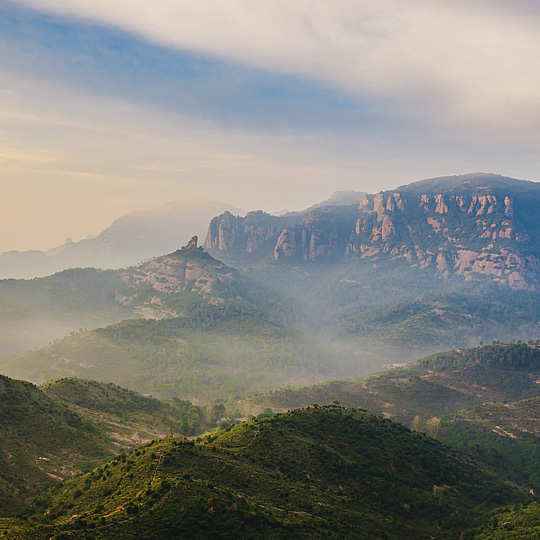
1, 407, 526, 539
2, 301, 331, 400
0, 375, 211, 517
0, 241, 294, 358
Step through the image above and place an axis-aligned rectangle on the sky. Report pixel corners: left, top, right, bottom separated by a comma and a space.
2, 1, 540, 252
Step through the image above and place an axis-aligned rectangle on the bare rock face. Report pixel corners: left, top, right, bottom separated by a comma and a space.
344, 187, 539, 289
274, 228, 299, 259
435, 194, 448, 214
274, 211, 342, 261
504, 197, 514, 218
186, 235, 198, 248
205, 211, 283, 258
205, 176, 540, 290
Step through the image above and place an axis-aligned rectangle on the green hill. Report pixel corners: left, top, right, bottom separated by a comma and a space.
0, 375, 212, 517
0, 243, 295, 359
246, 342, 540, 493
2, 406, 526, 539
472, 499, 540, 539
4, 302, 330, 400
41, 378, 208, 440
436, 396, 540, 491
0, 245, 328, 400
255, 342, 540, 422
0, 375, 112, 516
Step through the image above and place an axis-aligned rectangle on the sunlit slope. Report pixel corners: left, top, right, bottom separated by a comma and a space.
4, 407, 525, 539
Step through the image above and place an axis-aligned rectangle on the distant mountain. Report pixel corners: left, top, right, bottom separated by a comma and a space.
295, 189, 367, 213
203, 173, 540, 356
0, 199, 244, 279
3, 406, 525, 539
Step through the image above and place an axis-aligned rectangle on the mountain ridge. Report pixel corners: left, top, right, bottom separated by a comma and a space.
206, 173, 540, 290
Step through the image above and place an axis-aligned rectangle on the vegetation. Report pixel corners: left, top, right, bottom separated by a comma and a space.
3, 303, 331, 400
0, 375, 221, 517
1, 407, 527, 539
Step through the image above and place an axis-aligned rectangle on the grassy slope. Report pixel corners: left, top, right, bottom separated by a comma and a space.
0, 375, 112, 516
437, 397, 540, 490
246, 343, 540, 493
41, 378, 207, 440
4, 407, 526, 539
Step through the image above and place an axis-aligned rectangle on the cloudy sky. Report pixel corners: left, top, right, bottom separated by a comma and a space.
2, 0, 540, 251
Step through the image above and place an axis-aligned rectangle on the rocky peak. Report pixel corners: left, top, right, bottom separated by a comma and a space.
186, 235, 198, 248
357, 192, 405, 216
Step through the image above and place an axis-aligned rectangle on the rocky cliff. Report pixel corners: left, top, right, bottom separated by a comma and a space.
205, 174, 540, 289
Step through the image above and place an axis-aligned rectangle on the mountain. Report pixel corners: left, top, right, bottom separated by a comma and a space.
204, 173, 540, 357
0, 239, 293, 357
0, 243, 333, 399
1, 406, 526, 539
0, 199, 244, 279
206, 173, 540, 289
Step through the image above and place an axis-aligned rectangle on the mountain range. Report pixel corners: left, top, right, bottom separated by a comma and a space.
206, 173, 540, 289
4, 173, 540, 538
3, 173, 540, 395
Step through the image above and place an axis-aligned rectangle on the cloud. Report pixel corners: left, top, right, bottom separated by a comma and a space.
9, 0, 540, 136
3, 0, 540, 252
1, 68, 412, 251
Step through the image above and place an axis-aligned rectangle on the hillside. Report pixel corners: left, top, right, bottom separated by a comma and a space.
438, 397, 540, 490
4, 304, 331, 400
0, 375, 113, 516
472, 499, 540, 538
0, 374, 213, 517
2, 407, 526, 539
254, 343, 540, 423
0, 241, 295, 359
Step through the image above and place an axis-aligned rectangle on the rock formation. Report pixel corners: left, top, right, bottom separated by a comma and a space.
204, 175, 540, 290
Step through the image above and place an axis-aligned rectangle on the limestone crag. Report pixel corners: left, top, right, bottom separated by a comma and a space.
273, 210, 344, 262
118, 246, 237, 318
204, 176, 540, 289
205, 211, 283, 256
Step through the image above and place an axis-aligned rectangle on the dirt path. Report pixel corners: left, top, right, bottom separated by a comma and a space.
151, 452, 163, 483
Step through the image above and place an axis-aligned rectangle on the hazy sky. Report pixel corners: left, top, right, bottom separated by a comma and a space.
2, 0, 540, 251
